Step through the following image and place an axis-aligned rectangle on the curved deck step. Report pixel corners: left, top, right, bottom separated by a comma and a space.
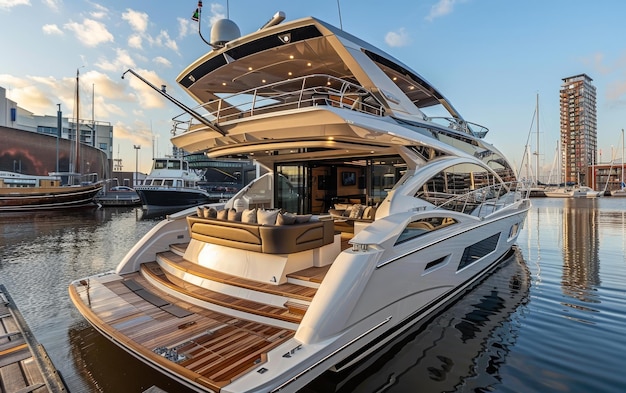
142, 262, 304, 324
157, 251, 318, 302
169, 242, 188, 256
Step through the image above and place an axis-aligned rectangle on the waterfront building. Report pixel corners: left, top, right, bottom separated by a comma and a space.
0, 85, 113, 178
559, 74, 597, 186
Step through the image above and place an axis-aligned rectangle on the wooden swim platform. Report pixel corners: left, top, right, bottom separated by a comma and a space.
0, 284, 67, 393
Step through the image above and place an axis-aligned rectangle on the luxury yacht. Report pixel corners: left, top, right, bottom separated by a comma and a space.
69, 11, 530, 393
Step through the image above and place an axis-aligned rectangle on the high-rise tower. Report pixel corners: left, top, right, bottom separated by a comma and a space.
559, 74, 597, 186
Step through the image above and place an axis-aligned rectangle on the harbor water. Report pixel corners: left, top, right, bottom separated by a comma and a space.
1, 198, 625, 392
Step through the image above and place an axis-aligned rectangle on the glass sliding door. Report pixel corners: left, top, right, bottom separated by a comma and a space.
275, 164, 309, 214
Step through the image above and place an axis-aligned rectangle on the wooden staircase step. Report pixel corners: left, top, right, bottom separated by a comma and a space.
286, 265, 332, 284
284, 301, 309, 316
157, 251, 318, 301
169, 243, 188, 255
141, 262, 303, 324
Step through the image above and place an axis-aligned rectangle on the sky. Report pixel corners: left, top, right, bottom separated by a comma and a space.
1, 0, 626, 178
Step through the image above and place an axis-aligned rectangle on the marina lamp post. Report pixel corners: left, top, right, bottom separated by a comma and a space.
134, 145, 141, 186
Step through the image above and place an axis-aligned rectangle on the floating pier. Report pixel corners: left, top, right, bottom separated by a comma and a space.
0, 284, 67, 393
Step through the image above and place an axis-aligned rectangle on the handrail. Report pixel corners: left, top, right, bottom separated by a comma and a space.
171, 74, 386, 135
428, 181, 528, 218
426, 116, 489, 139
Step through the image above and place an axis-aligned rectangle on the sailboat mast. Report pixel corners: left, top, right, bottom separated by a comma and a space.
535, 93, 539, 185
622, 128, 624, 188
620, 128, 624, 185
75, 68, 80, 176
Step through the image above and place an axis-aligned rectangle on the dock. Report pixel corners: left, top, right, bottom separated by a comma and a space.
0, 284, 67, 393
95, 190, 141, 206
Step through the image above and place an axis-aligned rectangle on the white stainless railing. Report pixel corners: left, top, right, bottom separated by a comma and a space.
172, 74, 385, 135
426, 116, 489, 139
429, 181, 529, 218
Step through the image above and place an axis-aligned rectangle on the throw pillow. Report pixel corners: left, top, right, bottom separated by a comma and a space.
241, 208, 257, 223
228, 208, 242, 221
276, 212, 297, 225
216, 209, 229, 220
203, 206, 217, 218
349, 204, 363, 219
257, 209, 280, 225
362, 206, 373, 220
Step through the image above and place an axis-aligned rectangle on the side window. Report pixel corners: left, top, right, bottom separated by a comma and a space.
395, 216, 457, 245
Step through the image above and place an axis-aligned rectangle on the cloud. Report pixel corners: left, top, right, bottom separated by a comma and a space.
178, 17, 192, 39
113, 119, 154, 146
90, 3, 108, 19
42, 0, 60, 11
426, 0, 458, 21
95, 48, 136, 73
209, 3, 226, 25
385, 28, 410, 47
122, 8, 148, 33
153, 56, 172, 68
148, 30, 179, 53
0, 0, 30, 10
42, 24, 63, 35
128, 34, 142, 49
124, 68, 168, 110
64, 19, 114, 47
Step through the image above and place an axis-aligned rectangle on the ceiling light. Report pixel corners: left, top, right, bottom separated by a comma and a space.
307, 62, 312, 67
289, 55, 294, 59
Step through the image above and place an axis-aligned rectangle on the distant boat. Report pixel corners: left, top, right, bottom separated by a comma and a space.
134, 156, 212, 213
544, 184, 601, 198
611, 129, 626, 197
0, 171, 102, 212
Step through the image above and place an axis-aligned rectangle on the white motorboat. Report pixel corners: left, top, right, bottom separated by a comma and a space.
69, 10, 530, 393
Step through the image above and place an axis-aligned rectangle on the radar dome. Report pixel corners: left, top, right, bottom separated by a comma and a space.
210, 19, 241, 48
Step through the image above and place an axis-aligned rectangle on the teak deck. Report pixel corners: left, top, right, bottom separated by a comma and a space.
69, 241, 338, 392
0, 284, 66, 393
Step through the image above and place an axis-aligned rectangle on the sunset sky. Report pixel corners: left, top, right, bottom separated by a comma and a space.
1, 0, 626, 176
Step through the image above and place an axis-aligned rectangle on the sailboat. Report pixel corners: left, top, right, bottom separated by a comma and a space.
611, 129, 626, 197
0, 69, 103, 212
519, 93, 546, 197
543, 139, 601, 198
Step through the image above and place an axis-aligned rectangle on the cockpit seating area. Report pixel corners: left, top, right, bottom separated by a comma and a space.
187, 207, 334, 254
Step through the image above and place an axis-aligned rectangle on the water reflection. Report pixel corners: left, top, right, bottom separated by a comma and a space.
561, 198, 601, 304
302, 247, 530, 393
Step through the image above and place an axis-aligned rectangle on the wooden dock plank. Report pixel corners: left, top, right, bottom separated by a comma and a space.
0, 284, 67, 393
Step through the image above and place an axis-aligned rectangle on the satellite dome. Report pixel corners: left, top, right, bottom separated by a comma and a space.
210, 19, 241, 48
